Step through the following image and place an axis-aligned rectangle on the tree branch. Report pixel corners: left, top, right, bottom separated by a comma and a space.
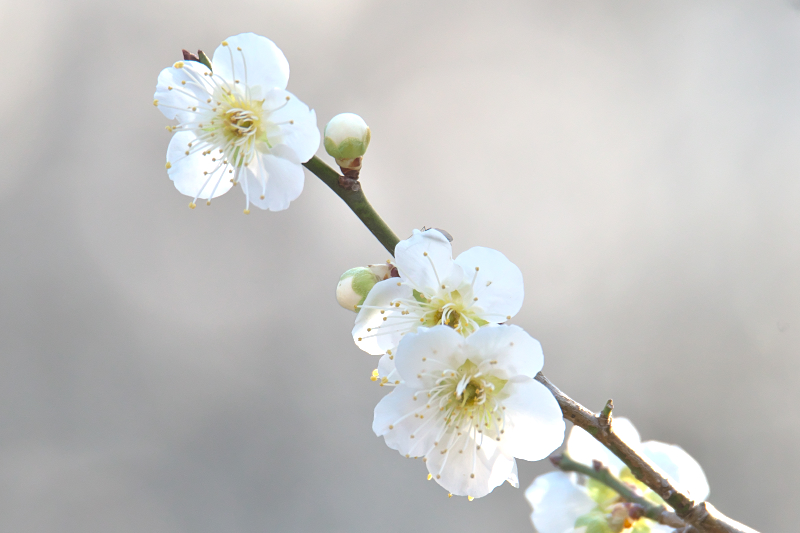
306, 157, 760, 533
535, 372, 760, 533
303, 156, 400, 256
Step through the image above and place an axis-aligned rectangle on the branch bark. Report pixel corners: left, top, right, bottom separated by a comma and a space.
535, 373, 759, 533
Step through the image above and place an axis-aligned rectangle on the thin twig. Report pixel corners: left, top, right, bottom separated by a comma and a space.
535, 372, 760, 533
552, 452, 686, 528
303, 156, 400, 255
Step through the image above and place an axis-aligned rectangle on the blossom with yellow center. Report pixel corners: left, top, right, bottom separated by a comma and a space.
373, 325, 564, 498
154, 33, 320, 212
353, 229, 524, 370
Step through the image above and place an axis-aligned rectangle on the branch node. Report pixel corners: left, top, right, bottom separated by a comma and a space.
599, 398, 614, 426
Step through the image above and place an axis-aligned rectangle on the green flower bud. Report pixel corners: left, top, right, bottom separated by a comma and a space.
336, 264, 393, 312
324, 113, 371, 165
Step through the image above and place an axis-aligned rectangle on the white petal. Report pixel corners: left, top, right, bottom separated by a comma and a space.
640, 441, 710, 501
567, 417, 641, 473
424, 429, 515, 498
211, 33, 289, 91
395, 229, 458, 295
498, 378, 565, 461
373, 385, 439, 457
377, 353, 399, 382
506, 459, 519, 488
394, 326, 466, 388
154, 61, 213, 123
455, 246, 524, 321
263, 89, 320, 163
353, 279, 415, 355
525, 471, 596, 533
243, 152, 304, 211
166, 131, 234, 200
464, 324, 544, 379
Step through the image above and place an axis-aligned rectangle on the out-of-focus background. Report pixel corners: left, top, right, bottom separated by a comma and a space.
0, 0, 797, 531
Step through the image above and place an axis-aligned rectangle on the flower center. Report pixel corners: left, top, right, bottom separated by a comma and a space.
420, 290, 483, 334
206, 87, 267, 166
431, 360, 507, 432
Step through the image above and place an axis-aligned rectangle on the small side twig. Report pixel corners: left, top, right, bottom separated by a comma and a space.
536, 372, 759, 533
551, 452, 685, 528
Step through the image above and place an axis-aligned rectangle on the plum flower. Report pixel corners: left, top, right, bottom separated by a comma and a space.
373, 325, 564, 498
353, 229, 523, 380
525, 419, 710, 533
153, 33, 320, 212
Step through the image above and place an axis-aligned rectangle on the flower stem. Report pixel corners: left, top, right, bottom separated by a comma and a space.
303, 155, 400, 255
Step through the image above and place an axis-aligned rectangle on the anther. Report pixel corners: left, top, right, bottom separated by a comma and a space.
260, 195, 265, 200
188, 202, 196, 209
153, 99, 159, 106
221, 41, 229, 46
468, 496, 474, 502
470, 473, 475, 478
165, 162, 172, 169
427, 474, 432, 480
448, 493, 452, 498
243, 209, 250, 215
173, 61, 184, 68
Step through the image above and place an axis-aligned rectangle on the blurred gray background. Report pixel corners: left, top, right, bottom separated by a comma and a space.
0, 0, 797, 531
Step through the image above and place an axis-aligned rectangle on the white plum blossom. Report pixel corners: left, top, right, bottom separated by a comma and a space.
154, 33, 320, 213
373, 325, 565, 498
526, 419, 710, 533
353, 229, 524, 380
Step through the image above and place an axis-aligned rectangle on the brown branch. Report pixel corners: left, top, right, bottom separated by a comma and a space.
535, 372, 760, 533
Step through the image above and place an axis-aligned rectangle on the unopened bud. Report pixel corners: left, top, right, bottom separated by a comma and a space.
324, 113, 371, 170
336, 264, 393, 312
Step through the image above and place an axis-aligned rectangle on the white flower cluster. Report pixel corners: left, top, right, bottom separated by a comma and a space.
526, 419, 709, 533
154, 34, 711, 516
348, 229, 566, 498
